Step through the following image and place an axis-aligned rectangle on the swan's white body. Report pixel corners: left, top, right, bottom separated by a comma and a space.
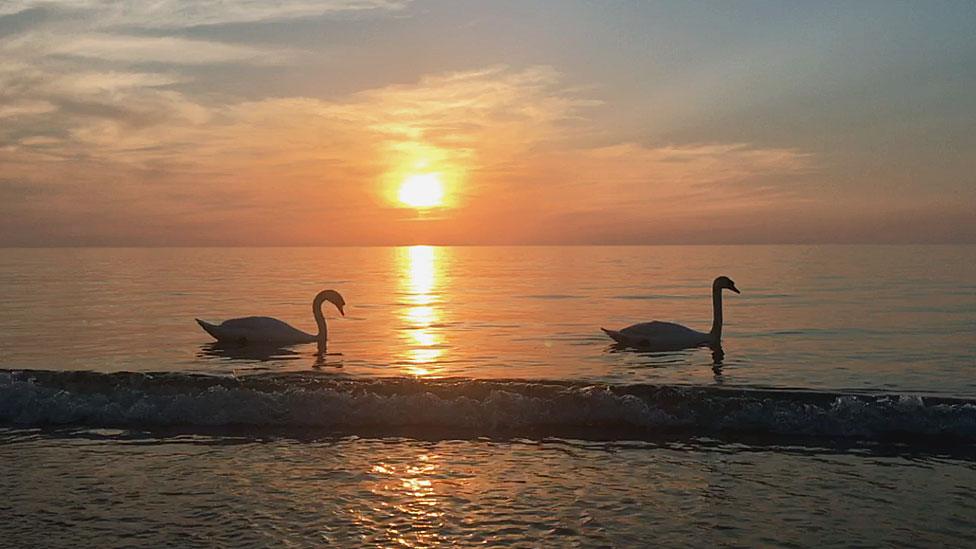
196, 289, 345, 348
602, 276, 739, 350
196, 316, 318, 346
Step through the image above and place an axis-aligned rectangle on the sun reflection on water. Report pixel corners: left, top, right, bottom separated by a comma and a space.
406, 246, 436, 304
368, 453, 444, 546
405, 306, 437, 325
398, 246, 446, 376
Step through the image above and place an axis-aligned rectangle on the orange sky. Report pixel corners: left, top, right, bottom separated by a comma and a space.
1, 1, 974, 245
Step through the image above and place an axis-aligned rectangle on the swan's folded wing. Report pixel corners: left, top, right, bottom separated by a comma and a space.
604, 321, 706, 348
619, 321, 697, 337
208, 316, 315, 343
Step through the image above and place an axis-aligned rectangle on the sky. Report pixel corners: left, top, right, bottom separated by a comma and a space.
1, 0, 974, 246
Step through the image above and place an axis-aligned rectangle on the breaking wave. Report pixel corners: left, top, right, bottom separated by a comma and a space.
2, 369, 975, 441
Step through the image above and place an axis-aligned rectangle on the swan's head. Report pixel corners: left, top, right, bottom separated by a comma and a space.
315, 289, 346, 316
714, 276, 740, 294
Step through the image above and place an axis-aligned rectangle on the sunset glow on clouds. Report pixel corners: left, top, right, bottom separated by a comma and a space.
1, 1, 973, 244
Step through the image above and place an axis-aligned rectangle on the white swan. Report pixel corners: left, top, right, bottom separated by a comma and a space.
602, 276, 739, 350
196, 289, 345, 350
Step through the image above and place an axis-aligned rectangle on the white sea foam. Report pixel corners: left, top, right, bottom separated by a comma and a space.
2, 370, 974, 440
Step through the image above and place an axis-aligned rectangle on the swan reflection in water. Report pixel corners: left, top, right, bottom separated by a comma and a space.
607, 341, 727, 383
197, 342, 342, 369
608, 342, 725, 366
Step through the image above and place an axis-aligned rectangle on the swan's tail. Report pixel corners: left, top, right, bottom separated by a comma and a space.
196, 318, 222, 341
601, 327, 625, 344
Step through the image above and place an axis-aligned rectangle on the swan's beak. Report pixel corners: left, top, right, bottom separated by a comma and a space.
338, 304, 345, 316
730, 285, 740, 294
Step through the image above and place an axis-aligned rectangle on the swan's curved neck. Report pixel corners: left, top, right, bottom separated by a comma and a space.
313, 298, 328, 347
709, 286, 723, 341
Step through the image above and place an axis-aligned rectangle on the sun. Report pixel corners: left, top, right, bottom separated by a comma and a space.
398, 173, 444, 208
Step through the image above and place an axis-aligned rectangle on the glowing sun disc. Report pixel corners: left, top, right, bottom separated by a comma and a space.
398, 173, 444, 208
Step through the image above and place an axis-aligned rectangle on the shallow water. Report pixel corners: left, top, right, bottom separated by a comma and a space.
2, 245, 975, 545
3, 433, 975, 547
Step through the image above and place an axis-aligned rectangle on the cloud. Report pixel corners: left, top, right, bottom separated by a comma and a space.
3, 28, 296, 68
0, 56, 206, 157
546, 142, 811, 200
0, 98, 56, 117
0, 1, 408, 27
57, 70, 185, 92
0, 58, 819, 244
0, 2, 970, 245
49, 34, 294, 65
0, 0, 395, 77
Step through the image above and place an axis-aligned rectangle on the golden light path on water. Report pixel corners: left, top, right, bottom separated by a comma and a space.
398, 246, 444, 376
369, 453, 443, 546
373, 246, 446, 546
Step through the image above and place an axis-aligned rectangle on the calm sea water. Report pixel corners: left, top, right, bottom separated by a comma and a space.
2, 245, 975, 546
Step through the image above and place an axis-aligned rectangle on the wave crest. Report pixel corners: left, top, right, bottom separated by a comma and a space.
2, 370, 974, 441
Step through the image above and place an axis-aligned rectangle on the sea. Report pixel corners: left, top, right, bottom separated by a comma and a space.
1, 245, 974, 547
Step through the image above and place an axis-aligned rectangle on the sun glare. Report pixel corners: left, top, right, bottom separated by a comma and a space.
397, 245, 446, 377
398, 173, 444, 208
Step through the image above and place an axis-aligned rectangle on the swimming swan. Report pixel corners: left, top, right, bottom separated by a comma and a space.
602, 276, 739, 350
196, 289, 345, 351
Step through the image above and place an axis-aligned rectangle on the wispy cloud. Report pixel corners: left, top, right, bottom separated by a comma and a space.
0, 57, 817, 244
0, 0, 823, 245
0, 98, 56, 118
0, 1, 408, 27
49, 34, 295, 65
0, 0, 404, 73
1, 1, 971, 244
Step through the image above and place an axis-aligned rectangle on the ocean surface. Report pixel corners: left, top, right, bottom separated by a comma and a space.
2, 245, 975, 546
